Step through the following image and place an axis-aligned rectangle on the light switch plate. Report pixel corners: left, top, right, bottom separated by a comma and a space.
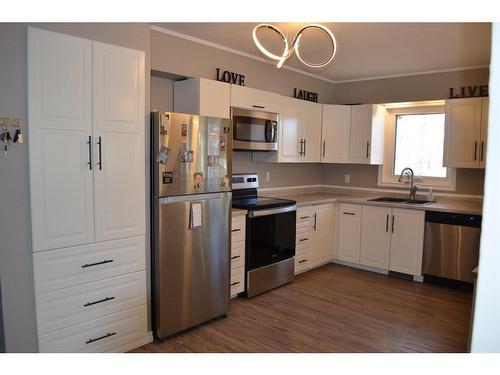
344, 174, 351, 184
265, 171, 271, 182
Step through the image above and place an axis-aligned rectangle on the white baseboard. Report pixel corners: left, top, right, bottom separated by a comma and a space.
331, 259, 389, 275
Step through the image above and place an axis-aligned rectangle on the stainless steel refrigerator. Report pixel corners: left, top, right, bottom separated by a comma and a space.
151, 111, 232, 338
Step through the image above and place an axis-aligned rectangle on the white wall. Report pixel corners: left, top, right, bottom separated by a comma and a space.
470, 23, 500, 352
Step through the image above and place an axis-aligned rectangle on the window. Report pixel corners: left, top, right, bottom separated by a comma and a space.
379, 103, 456, 191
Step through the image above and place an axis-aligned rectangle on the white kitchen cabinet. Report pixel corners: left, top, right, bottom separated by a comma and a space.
349, 104, 386, 164
253, 95, 322, 163
443, 97, 489, 169
92, 42, 146, 242
28, 28, 94, 252
28, 28, 149, 353
389, 208, 425, 276
231, 212, 246, 297
230, 84, 281, 113
321, 105, 351, 163
310, 204, 335, 267
295, 206, 314, 273
337, 204, 362, 263
360, 205, 391, 270
174, 78, 231, 119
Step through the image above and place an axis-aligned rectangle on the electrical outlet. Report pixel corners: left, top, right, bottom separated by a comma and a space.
344, 174, 351, 184
265, 171, 271, 182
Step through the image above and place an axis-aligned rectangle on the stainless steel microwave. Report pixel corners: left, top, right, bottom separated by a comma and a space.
232, 108, 278, 151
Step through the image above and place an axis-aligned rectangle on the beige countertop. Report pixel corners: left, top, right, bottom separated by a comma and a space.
263, 191, 483, 215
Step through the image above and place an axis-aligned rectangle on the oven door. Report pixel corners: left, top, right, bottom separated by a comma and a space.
232, 109, 278, 151
246, 206, 296, 271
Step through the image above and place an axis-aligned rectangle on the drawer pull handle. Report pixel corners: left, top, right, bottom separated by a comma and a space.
86, 331, 116, 344
298, 259, 308, 264
300, 216, 310, 219
84, 296, 115, 307
343, 212, 355, 216
230, 281, 240, 287
231, 229, 241, 232
252, 105, 265, 109
299, 238, 309, 242
81, 259, 114, 268
230, 255, 240, 260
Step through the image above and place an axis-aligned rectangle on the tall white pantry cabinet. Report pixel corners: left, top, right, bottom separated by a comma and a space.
28, 28, 151, 352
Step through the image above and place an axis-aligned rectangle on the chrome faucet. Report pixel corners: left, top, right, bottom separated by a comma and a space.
398, 167, 418, 200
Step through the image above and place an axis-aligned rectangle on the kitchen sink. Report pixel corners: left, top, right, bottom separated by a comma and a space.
368, 197, 434, 205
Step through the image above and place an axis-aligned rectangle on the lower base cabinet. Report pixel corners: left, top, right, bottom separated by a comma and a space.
295, 203, 335, 274
231, 213, 246, 297
337, 203, 425, 277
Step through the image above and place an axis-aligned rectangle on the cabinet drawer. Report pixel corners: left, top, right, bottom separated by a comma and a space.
230, 240, 245, 270
231, 215, 246, 243
295, 254, 310, 273
38, 304, 148, 353
230, 267, 245, 297
296, 226, 312, 249
33, 236, 146, 293
36, 271, 147, 334
296, 209, 313, 228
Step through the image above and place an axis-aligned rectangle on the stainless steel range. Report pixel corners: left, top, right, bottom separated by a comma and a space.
232, 173, 296, 298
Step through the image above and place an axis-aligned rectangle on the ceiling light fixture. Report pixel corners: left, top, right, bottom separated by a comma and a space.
252, 23, 337, 69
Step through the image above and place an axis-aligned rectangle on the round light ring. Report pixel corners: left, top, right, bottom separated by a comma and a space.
252, 23, 337, 69
252, 24, 290, 67
293, 24, 337, 68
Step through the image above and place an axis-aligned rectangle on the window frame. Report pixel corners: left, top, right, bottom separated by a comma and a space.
378, 104, 457, 191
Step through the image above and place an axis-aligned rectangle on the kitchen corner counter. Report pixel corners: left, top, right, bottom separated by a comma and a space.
262, 190, 483, 215
232, 208, 247, 216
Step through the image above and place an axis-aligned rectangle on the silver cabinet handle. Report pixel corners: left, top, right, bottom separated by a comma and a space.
473, 141, 478, 161
343, 212, 355, 216
230, 281, 240, 287
299, 238, 309, 242
84, 296, 115, 307
230, 255, 240, 260
322, 140, 326, 158
391, 215, 395, 233
480, 141, 484, 162
385, 214, 389, 233
86, 332, 116, 345
313, 213, 317, 231
231, 228, 241, 233
366, 141, 370, 158
303, 139, 306, 157
298, 259, 308, 264
252, 105, 265, 109
300, 215, 310, 219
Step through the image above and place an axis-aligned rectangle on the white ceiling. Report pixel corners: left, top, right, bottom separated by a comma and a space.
152, 22, 491, 83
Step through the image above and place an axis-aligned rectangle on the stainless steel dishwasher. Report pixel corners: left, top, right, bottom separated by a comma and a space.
423, 211, 482, 283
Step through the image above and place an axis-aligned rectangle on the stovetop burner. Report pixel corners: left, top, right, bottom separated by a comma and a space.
232, 195, 296, 210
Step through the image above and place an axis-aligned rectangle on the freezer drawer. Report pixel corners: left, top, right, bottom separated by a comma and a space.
153, 192, 231, 338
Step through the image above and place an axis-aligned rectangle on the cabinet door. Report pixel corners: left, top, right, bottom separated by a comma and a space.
299, 101, 322, 163
92, 42, 146, 241
443, 98, 482, 168
480, 97, 489, 168
337, 204, 362, 263
360, 205, 391, 270
199, 79, 231, 119
230, 85, 280, 113
321, 105, 351, 163
28, 28, 94, 251
389, 208, 425, 276
311, 204, 335, 266
349, 105, 372, 164
279, 97, 301, 161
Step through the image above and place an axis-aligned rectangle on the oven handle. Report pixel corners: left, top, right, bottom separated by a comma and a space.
248, 205, 297, 218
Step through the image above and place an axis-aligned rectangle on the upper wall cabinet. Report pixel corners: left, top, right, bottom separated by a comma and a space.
174, 78, 230, 119
253, 95, 322, 163
443, 97, 488, 169
349, 104, 386, 165
321, 105, 351, 163
230, 84, 281, 113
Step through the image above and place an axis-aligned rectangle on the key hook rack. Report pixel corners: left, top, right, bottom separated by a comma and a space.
0, 118, 21, 129
1, 117, 24, 157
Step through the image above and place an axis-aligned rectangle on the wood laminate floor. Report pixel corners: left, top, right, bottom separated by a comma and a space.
132, 264, 473, 353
